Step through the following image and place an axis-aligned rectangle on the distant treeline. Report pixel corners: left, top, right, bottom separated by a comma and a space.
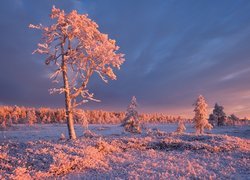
0, 105, 192, 127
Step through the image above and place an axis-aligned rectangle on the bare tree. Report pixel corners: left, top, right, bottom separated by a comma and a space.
30, 6, 124, 139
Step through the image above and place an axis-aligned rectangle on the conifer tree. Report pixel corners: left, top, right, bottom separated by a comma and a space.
122, 96, 141, 133
208, 113, 217, 127
213, 103, 227, 126
193, 95, 212, 134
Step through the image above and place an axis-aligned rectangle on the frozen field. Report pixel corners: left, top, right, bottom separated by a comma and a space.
0, 123, 249, 179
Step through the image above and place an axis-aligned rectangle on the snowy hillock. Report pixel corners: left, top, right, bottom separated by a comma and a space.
0, 127, 249, 179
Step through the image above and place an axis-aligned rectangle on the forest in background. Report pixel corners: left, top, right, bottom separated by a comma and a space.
0, 105, 192, 127
0, 105, 249, 129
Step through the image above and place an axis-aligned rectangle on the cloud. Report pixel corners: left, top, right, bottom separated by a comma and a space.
220, 68, 250, 81
0, 0, 250, 117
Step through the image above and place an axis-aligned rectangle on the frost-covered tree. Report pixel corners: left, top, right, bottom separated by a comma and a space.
30, 7, 124, 139
0, 119, 6, 130
76, 110, 88, 131
12, 106, 21, 124
193, 95, 212, 134
208, 113, 217, 127
122, 96, 141, 133
176, 120, 186, 134
0, 109, 7, 130
228, 114, 240, 122
212, 103, 227, 126
228, 114, 240, 125
26, 110, 36, 126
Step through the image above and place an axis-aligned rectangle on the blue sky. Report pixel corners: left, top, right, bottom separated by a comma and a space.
0, 0, 250, 117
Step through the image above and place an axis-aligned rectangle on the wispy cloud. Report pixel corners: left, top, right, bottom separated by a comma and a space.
220, 68, 250, 81
0, 0, 250, 117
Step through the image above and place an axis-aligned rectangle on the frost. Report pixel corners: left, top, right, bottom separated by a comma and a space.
0, 124, 249, 179
60, 133, 66, 140
30, 6, 125, 139
176, 120, 186, 134
193, 95, 213, 134
122, 96, 142, 133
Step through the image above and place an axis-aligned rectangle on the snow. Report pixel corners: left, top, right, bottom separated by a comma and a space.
122, 96, 142, 133
0, 123, 249, 179
193, 95, 212, 134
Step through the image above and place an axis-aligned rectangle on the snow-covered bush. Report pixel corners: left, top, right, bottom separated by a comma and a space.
122, 96, 141, 133
176, 120, 186, 134
96, 138, 121, 153
193, 95, 212, 134
83, 130, 98, 138
10, 167, 31, 179
60, 133, 66, 140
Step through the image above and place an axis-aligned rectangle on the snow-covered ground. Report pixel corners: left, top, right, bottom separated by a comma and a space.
0, 123, 249, 179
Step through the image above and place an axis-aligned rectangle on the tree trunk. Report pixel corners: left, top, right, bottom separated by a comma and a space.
61, 43, 77, 140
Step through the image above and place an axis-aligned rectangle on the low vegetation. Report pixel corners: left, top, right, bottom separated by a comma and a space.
0, 126, 249, 179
